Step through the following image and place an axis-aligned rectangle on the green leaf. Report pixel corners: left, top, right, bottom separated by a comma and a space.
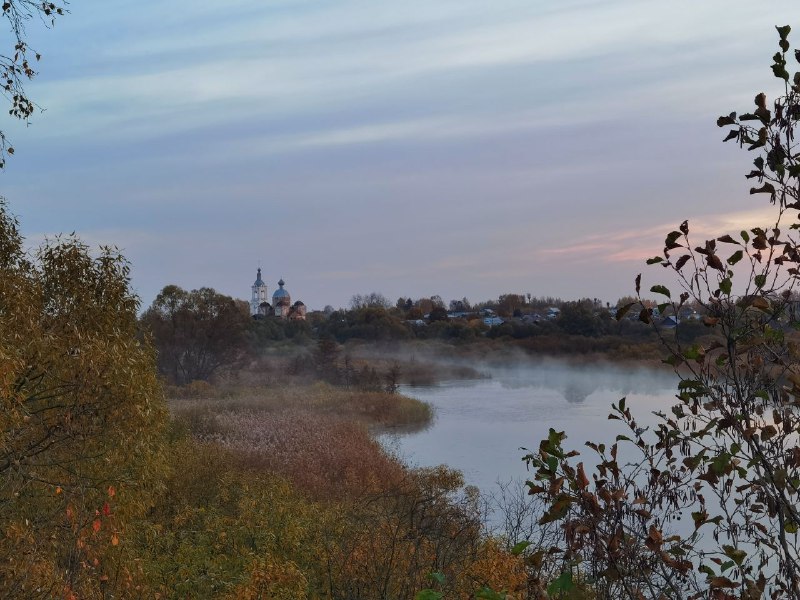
723, 545, 747, 566
727, 250, 743, 265
683, 345, 702, 360
651, 285, 671, 298
647, 256, 663, 265
415, 591, 443, 600
777, 25, 791, 40
539, 495, 572, 524
773, 63, 790, 81
475, 587, 506, 600
547, 571, 575, 596
720, 561, 735, 573
430, 572, 446, 586
719, 278, 732, 295
511, 541, 532, 556
699, 564, 715, 577
755, 274, 767, 289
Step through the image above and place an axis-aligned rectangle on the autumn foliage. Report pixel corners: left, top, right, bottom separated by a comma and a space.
0, 201, 168, 597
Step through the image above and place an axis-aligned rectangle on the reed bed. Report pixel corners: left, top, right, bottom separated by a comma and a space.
203, 410, 405, 500
168, 383, 431, 500
169, 382, 432, 430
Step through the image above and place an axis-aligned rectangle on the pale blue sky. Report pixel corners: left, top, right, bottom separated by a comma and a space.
4, 1, 800, 309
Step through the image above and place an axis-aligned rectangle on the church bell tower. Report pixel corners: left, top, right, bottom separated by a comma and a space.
250, 267, 268, 316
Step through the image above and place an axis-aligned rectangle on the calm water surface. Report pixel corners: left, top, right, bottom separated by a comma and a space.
380, 360, 679, 495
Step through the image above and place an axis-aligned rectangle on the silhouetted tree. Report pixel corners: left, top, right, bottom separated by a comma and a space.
527, 27, 800, 599
141, 285, 250, 384
0, 0, 68, 167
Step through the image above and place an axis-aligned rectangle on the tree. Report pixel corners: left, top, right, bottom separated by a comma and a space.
0, 201, 168, 596
315, 336, 341, 382
497, 293, 525, 317
416, 298, 434, 314
141, 285, 251, 385
526, 26, 800, 599
557, 299, 609, 337
428, 305, 449, 322
0, 0, 68, 168
350, 292, 391, 310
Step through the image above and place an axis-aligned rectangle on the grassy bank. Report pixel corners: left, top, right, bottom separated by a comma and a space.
148, 381, 542, 598
169, 381, 433, 429
169, 383, 432, 500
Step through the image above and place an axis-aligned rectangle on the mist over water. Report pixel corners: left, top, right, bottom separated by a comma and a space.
380, 359, 679, 495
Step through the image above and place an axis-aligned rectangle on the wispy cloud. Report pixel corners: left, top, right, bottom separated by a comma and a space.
540, 207, 779, 265
6, 0, 800, 308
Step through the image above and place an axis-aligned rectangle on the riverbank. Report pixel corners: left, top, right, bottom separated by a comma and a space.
169, 383, 433, 501
155, 380, 541, 597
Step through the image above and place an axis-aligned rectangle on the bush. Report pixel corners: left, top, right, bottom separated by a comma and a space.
0, 201, 168, 597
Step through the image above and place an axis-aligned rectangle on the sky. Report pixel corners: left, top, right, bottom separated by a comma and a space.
3, 0, 800, 310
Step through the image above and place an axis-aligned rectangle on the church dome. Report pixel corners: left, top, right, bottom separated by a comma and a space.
272, 278, 290, 301
253, 267, 265, 287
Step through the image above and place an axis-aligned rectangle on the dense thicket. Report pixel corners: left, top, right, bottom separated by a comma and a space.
0, 201, 168, 597
141, 286, 251, 384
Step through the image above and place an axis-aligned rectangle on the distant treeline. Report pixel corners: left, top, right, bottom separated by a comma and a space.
140, 286, 716, 385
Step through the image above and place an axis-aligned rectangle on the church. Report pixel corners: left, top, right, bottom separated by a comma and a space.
250, 268, 307, 320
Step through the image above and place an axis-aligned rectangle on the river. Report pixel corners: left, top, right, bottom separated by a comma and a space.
380, 359, 679, 495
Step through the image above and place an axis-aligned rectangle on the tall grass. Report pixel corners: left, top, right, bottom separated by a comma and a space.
170, 382, 433, 429
169, 383, 431, 500
207, 411, 404, 500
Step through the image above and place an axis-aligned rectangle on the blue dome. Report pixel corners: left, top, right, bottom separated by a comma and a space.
273, 278, 290, 299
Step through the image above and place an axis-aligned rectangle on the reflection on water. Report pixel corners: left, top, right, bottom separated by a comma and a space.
380, 360, 678, 496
